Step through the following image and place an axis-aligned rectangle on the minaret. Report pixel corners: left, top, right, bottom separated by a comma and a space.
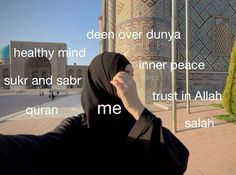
115, 0, 172, 104
100, 0, 116, 52
101, 0, 107, 52
107, 0, 116, 52
98, 16, 104, 53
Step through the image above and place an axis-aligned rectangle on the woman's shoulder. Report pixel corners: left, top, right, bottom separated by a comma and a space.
66, 113, 87, 125
52, 113, 88, 134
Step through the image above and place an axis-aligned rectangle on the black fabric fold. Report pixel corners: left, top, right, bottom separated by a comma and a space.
81, 52, 136, 139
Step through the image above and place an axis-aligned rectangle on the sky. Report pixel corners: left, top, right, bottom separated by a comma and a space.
0, 0, 101, 65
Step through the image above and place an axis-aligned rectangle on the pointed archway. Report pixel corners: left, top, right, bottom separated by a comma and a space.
24, 56, 51, 89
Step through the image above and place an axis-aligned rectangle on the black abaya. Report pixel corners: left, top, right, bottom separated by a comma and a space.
0, 52, 189, 175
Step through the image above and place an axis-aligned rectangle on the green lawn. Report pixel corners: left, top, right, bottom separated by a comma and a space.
213, 114, 236, 124
210, 103, 236, 124
210, 103, 223, 109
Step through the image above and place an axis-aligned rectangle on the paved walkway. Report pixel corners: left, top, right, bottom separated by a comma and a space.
0, 93, 83, 134
0, 98, 236, 175
0, 95, 52, 118
153, 103, 236, 175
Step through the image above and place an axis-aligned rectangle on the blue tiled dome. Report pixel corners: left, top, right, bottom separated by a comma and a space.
0, 45, 9, 59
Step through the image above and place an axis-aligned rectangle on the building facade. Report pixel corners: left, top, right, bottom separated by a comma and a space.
0, 41, 88, 90
177, 0, 236, 95
101, 0, 236, 103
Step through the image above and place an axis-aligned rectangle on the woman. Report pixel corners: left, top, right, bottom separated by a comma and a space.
0, 52, 189, 175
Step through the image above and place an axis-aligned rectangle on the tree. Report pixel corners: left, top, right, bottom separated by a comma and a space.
223, 39, 236, 114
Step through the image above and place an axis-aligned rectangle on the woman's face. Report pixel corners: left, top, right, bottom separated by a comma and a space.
124, 64, 134, 76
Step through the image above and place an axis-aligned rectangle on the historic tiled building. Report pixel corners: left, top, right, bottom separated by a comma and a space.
0, 41, 87, 90
177, 0, 236, 95
101, 0, 236, 103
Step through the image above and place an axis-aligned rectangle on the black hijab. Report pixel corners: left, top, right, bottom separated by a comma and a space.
81, 52, 136, 137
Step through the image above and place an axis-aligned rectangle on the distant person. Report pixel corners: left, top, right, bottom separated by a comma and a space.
39, 91, 44, 96
0, 52, 189, 175
51, 92, 55, 100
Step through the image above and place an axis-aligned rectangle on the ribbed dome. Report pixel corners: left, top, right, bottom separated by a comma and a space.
0, 45, 9, 59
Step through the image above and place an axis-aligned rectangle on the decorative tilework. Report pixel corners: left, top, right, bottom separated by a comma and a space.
113, 0, 236, 87
177, 72, 227, 81
116, 0, 131, 24
194, 0, 210, 14
141, 0, 159, 8
178, 0, 236, 81
117, 1, 124, 15
116, 19, 171, 61
212, 0, 229, 15
213, 22, 230, 56
133, 0, 164, 18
